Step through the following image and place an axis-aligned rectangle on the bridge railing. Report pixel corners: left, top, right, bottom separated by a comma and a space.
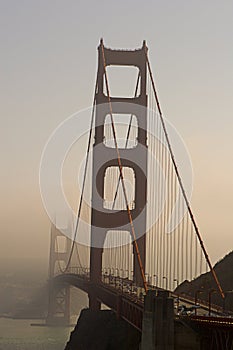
175, 292, 224, 315
56, 267, 233, 318
60, 266, 90, 279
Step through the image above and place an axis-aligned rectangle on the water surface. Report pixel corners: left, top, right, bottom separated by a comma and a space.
0, 318, 73, 350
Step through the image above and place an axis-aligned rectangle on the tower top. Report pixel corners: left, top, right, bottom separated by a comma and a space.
98, 38, 147, 51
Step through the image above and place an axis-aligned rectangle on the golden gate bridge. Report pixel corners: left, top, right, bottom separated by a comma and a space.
45, 40, 233, 349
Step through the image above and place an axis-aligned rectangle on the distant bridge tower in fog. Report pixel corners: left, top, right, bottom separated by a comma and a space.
47, 224, 71, 325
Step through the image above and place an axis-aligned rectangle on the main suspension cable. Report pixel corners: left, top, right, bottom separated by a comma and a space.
60, 78, 98, 273
144, 48, 224, 299
111, 70, 141, 210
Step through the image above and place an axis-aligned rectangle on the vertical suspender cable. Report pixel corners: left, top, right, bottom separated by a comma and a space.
145, 50, 224, 299
61, 78, 98, 273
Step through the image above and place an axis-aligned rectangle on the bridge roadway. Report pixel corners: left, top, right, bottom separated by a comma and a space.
52, 267, 233, 332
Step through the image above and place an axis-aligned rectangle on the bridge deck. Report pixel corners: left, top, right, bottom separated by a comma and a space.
52, 270, 233, 332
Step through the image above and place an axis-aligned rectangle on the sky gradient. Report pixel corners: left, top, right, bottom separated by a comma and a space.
1, 0, 233, 273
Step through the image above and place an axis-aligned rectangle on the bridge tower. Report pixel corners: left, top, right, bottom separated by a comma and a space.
89, 41, 148, 309
46, 223, 71, 325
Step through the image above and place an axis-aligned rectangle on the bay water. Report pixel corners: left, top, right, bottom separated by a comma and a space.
0, 318, 74, 350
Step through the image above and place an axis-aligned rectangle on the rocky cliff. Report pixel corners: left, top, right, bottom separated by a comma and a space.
64, 309, 141, 350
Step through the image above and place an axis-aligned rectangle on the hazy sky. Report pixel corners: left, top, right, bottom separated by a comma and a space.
1, 0, 233, 273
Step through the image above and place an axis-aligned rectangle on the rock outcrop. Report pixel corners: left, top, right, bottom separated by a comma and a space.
64, 308, 141, 350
